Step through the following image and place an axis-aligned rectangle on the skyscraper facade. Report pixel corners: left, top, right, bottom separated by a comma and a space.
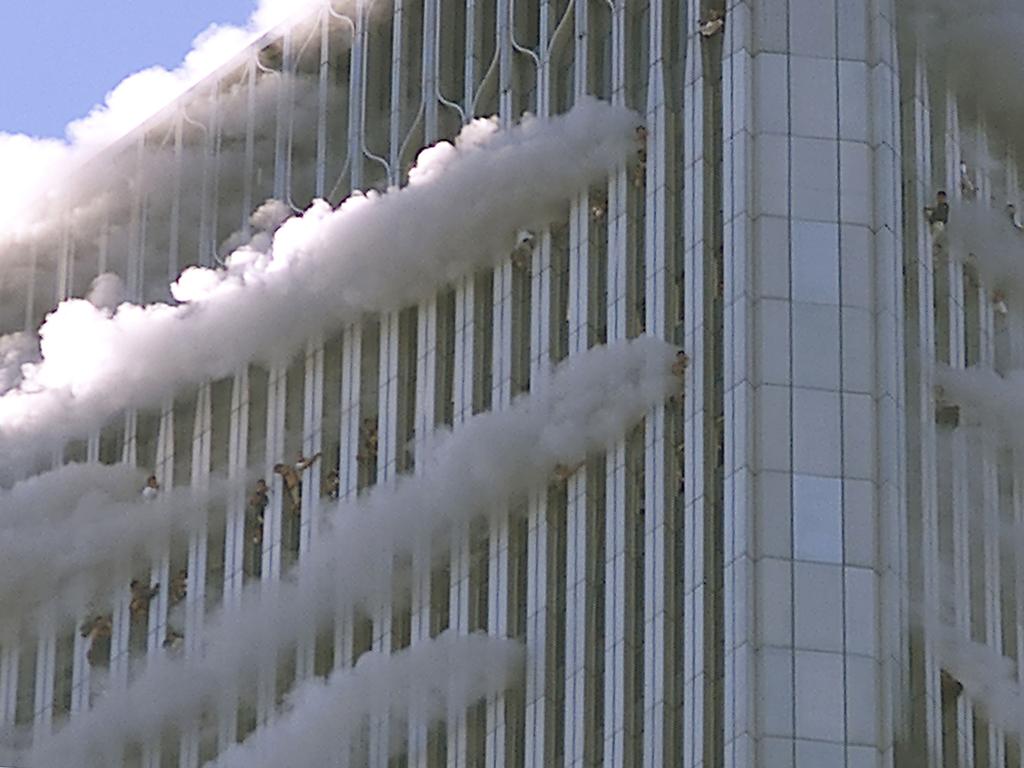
0, 1, 1017, 766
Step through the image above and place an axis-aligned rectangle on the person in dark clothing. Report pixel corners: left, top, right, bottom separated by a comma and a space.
248, 478, 270, 555
925, 190, 949, 226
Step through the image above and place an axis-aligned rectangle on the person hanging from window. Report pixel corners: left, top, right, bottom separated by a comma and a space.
248, 477, 269, 545
324, 469, 340, 501
633, 126, 647, 189
672, 350, 690, 378
699, 9, 725, 37
511, 230, 535, 270
163, 629, 185, 654
940, 669, 964, 698
169, 569, 188, 605
81, 614, 113, 666
934, 385, 960, 428
80, 614, 112, 640
274, 452, 322, 516
246, 479, 269, 571
1006, 203, 1024, 231
924, 190, 950, 246
959, 161, 977, 199
553, 460, 585, 481
993, 290, 1009, 316
357, 419, 379, 467
141, 475, 160, 501
129, 580, 159, 618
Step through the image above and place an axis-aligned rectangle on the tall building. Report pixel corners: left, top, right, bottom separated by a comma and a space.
0, 0, 1020, 766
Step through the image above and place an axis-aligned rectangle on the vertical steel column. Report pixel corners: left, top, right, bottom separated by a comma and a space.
369, 309, 401, 768
296, 338, 325, 684
72, 429, 103, 715
256, 364, 287, 726
55, 217, 71, 304
0, 641, 17, 728
974, 126, 1006, 768
107, 412, 138, 725
242, 55, 258, 238
149, 400, 175, 655
562, 0, 592, 764
641, 0, 673, 764
301, 5, 332, 692
207, 85, 224, 268
224, 368, 251, 607
141, 398, 175, 768
179, 383, 212, 768
408, 303, 439, 768
448, 1, 486, 762
447, 272, 476, 768
31, 615, 56, 746
945, 91, 975, 768
422, 0, 441, 141
168, 115, 184, 284
899, 49, 942, 764
370, 3, 411, 752
486, 1, 514, 764
681, 0, 708, 763
126, 137, 146, 301
274, 31, 294, 202
409, 6, 441, 765
191, 91, 216, 269
603, 1, 631, 760
69, 612, 92, 718
316, 9, 331, 199
524, 3, 552, 764
217, 366, 249, 755
334, 322, 363, 677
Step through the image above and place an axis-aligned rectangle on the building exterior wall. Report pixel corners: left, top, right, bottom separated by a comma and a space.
1, 1, 1022, 767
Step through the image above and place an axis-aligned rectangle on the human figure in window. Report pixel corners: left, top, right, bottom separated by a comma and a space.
274, 452, 322, 516
699, 9, 725, 37
324, 469, 340, 501
129, 580, 159, 618
925, 191, 950, 247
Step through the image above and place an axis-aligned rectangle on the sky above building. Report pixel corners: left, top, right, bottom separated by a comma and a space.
0, 1, 256, 139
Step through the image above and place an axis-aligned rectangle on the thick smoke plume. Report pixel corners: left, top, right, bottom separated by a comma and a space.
0, 99, 637, 469
0, 463, 232, 625
900, 0, 1024, 156
949, 202, 1024, 294
26, 337, 678, 767
0, 0, 327, 240
210, 632, 524, 768
930, 619, 1024, 738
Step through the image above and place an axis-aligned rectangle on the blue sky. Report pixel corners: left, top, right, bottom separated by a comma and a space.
0, 1, 257, 140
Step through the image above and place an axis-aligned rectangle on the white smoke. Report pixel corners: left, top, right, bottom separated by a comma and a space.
899, 0, 1024, 156
930, 619, 1024, 737
0, 100, 638, 467
949, 202, 1024, 294
0, 0, 328, 240
934, 364, 1024, 437
86, 273, 126, 312
210, 632, 524, 768
0, 332, 38, 394
26, 336, 679, 766
0, 462, 229, 622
